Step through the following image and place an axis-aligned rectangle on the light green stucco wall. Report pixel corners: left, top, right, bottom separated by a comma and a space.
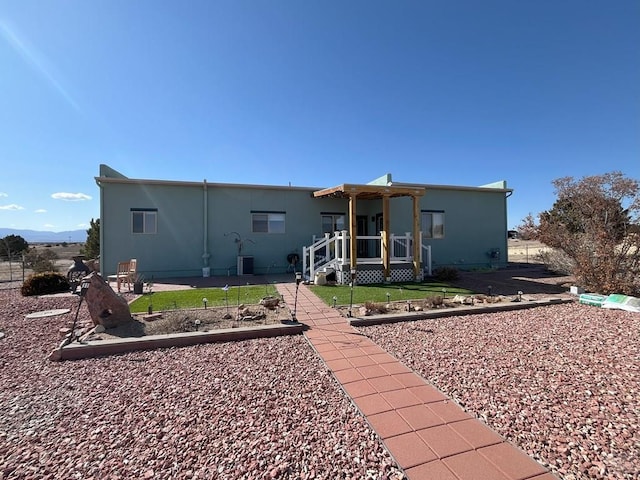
100, 180, 351, 278
99, 172, 510, 279
418, 188, 508, 269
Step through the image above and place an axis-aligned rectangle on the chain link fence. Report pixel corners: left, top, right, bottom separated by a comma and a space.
0, 258, 79, 290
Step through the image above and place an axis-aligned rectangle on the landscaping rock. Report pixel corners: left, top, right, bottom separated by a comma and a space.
84, 273, 134, 329
1, 288, 407, 479
260, 296, 280, 309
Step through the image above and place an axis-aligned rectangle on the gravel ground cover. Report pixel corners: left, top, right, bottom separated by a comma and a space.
0, 289, 404, 480
357, 303, 640, 480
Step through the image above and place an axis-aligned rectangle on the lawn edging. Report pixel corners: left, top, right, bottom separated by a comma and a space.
348, 297, 574, 327
49, 322, 304, 361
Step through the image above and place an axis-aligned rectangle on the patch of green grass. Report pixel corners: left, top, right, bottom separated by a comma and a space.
128, 283, 281, 313
309, 280, 474, 306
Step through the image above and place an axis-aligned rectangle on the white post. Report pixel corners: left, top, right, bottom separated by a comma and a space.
340, 230, 348, 264
303, 245, 309, 281
405, 232, 411, 261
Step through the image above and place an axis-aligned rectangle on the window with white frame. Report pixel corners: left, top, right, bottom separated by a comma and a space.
131, 208, 157, 234
321, 213, 346, 234
252, 211, 285, 233
422, 210, 445, 239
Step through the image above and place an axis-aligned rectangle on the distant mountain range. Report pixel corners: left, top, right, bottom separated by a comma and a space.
0, 228, 86, 243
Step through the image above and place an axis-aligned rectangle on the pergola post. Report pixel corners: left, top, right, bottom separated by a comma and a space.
349, 193, 358, 272
382, 194, 391, 280
412, 195, 422, 280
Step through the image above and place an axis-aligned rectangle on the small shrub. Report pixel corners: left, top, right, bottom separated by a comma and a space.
426, 295, 444, 308
21, 272, 70, 296
434, 266, 459, 281
364, 301, 388, 314
23, 248, 58, 273
150, 312, 195, 334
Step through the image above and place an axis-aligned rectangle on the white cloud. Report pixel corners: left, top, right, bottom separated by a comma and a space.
0, 192, 7, 197
76, 223, 87, 228
35, 208, 47, 213
51, 192, 92, 201
0, 204, 24, 210
43, 223, 56, 228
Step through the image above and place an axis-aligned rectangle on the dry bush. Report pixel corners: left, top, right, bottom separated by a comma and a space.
146, 312, 196, 334
21, 272, 70, 296
425, 295, 444, 308
536, 172, 640, 295
364, 301, 388, 314
535, 249, 575, 276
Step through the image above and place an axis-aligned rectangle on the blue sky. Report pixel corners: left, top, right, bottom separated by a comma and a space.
1, 0, 638, 233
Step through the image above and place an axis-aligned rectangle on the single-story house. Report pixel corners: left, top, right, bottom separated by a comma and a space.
96, 164, 512, 284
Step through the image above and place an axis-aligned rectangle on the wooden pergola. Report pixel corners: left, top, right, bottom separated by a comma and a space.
313, 183, 426, 279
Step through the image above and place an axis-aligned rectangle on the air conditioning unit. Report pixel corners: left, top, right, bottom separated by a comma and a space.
237, 256, 254, 275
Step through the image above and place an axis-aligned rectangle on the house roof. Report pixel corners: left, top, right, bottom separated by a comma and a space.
313, 183, 426, 200
97, 165, 512, 197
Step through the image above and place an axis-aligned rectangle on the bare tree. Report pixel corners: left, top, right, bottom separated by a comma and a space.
537, 172, 640, 295
516, 213, 539, 241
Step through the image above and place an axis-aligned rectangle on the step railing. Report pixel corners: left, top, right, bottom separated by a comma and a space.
303, 231, 431, 281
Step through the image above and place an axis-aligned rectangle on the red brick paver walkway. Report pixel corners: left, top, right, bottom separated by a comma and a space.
277, 282, 557, 480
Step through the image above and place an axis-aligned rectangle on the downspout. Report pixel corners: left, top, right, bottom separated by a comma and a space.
202, 180, 210, 274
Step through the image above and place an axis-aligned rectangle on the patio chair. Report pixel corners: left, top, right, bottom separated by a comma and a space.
107, 259, 137, 292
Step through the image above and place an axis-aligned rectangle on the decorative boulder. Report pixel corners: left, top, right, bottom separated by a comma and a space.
84, 273, 134, 329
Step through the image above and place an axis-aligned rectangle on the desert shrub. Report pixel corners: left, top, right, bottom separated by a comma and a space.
23, 248, 58, 273
536, 249, 575, 276
425, 295, 444, 308
21, 272, 70, 296
148, 312, 195, 334
364, 301, 388, 314
434, 266, 459, 281
536, 172, 640, 295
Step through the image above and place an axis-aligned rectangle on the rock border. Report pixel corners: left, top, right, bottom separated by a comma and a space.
349, 297, 573, 327
49, 322, 304, 361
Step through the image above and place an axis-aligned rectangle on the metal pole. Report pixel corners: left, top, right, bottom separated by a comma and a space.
292, 272, 302, 321
348, 268, 356, 317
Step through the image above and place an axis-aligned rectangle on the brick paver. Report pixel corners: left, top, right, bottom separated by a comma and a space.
277, 282, 557, 480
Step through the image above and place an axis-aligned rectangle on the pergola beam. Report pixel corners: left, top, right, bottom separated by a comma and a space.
314, 183, 425, 200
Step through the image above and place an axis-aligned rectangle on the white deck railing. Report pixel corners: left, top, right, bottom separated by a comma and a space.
303, 231, 430, 281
